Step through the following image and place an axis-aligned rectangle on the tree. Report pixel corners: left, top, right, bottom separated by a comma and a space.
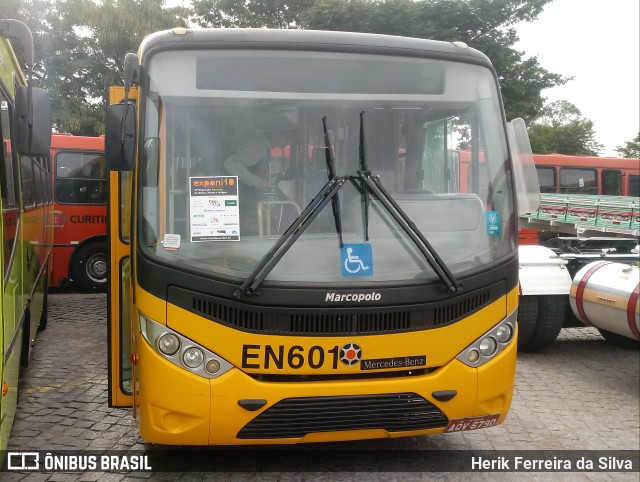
193, 0, 315, 28
0, 0, 54, 84
3, 0, 189, 135
192, 0, 567, 125
45, 0, 190, 135
6, 0, 567, 135
616, 133, 640, 158
527, 100, 603, 155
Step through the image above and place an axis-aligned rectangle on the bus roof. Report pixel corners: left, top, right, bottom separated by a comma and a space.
51, 133, 104, 151
138, 28, 493, 68
533, 153, 639, 170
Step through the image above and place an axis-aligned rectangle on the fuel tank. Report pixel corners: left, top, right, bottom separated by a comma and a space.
570, 262, 639, 340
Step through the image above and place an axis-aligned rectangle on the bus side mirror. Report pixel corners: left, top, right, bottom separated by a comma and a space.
106, 102, 136, 171
124, 53, 139, 91
15, 85, 51, 156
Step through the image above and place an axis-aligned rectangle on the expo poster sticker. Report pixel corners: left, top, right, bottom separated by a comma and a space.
189, 176, 240, 241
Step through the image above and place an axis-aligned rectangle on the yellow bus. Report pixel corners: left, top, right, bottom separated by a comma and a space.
106, 28, 528, 445
0, 19, 53, 452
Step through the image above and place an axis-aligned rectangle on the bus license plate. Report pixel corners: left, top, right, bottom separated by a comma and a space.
444, 414, 500, 432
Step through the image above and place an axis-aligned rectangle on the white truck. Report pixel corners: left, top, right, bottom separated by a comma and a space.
518, 196, 639, 351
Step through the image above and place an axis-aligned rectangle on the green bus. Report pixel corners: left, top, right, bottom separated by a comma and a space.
0, 19, 53, 453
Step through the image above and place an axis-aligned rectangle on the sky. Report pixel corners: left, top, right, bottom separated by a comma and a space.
515, 0, 640, 156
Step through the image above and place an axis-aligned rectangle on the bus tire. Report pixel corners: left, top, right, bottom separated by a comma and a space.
72, 242, 108, 292
38, 285, 48, 330
522, 295, 565, 352
517, 295, 538, 350
20, 310, 31, 368
598, 329, 640, 350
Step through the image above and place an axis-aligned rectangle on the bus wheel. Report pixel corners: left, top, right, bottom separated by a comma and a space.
517, 295, 538, 350
73, 242, 108, 292
38, 285, 48, 330
20, 310, 31, 368
522, 295, 565, 352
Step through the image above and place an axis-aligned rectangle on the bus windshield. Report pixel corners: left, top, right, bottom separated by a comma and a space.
141, 49, 515, 284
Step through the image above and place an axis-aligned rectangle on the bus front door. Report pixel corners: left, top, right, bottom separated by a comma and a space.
107, 169, 133, 408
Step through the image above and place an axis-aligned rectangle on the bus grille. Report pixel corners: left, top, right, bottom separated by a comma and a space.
237, 393, 448, 439
169, 284, 497, 336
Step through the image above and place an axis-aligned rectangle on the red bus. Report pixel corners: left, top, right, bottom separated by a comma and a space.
50, 134, 107, 291
456, 151, 639, 199
533, 153, 640, 197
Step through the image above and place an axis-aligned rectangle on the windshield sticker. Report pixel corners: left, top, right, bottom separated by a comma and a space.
485, 211, 501, 236
340, 244, 373, 277
189, 176, 240, 241
162, 233, 181, 252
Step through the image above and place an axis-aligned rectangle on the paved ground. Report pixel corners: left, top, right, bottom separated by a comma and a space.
3, 292, 639, 480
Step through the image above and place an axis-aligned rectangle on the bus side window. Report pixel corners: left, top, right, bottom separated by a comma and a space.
602, 169, 621, 196
0, 99, 16, 207
42, 158, 53, 204
628, 174, 640, 198
420, 117, 456, 194
33, 160, 43, 206
559, 167, 597, 194
20, 155, 36, 209
536, 166, 556, 193
56, 152, 107, 204
0, 95, 19, 279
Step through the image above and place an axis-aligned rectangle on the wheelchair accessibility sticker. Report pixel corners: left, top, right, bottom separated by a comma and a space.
485, 210, 501, 236
341, 244, 373, 277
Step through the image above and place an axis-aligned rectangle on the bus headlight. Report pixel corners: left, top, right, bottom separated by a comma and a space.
206, 359, 221, 374
479, 337, 498, 356
467, 349, 480, 363
495, 324, 513, 343
158, 333, 180, 356
183, 347, 205, 368
139, 314, 234, 379
456, 309, 517, 368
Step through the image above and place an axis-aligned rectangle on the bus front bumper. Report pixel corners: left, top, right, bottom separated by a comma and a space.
136, 329, 516, 445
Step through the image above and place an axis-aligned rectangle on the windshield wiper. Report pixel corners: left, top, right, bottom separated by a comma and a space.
356, 111, 462, 293
323, 116, 344, 247
234, 114, 462, 299
234, 117, 348, 299
234, 176, 347, 299
359, 111, 370, 241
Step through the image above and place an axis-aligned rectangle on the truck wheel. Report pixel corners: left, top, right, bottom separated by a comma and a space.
522, 295, 565, 352
517, 295, 539, 349
598, 329, 640, 350
72, 242, 108, 292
